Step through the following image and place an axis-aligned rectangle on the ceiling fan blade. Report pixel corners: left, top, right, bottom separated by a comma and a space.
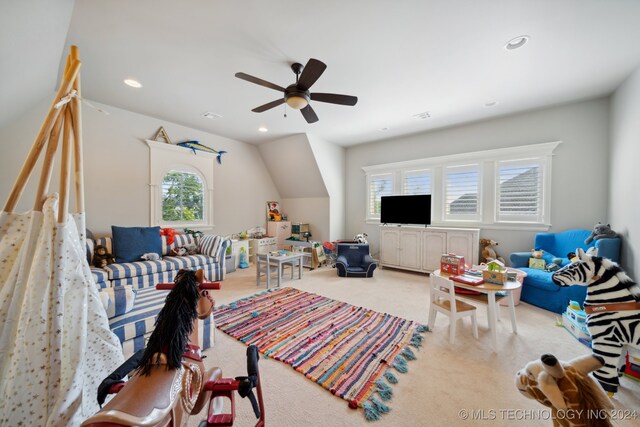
311, 92, 358, 106
252, 98, 285, 113
300, 104, 319, 124
296, 58, 327, 91
235, 72, 286, 92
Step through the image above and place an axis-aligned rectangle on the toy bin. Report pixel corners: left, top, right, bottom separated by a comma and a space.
499, 268, 526, 306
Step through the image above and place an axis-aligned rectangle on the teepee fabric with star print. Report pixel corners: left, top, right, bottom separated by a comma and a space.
0, 195, 124, 426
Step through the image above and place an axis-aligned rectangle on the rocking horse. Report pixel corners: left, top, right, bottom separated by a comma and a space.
82, 269, 265, 427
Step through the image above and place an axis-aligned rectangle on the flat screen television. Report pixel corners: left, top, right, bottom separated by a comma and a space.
380, 195, 431, 226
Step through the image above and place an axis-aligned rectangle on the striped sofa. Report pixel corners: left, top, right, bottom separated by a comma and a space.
88, 233, 231, 358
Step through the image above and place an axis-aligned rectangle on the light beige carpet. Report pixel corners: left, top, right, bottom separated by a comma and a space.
190, 265, 640, 427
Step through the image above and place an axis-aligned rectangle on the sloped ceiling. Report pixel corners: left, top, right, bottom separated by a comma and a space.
258, 134, 328, 199
0, 0, 75, 129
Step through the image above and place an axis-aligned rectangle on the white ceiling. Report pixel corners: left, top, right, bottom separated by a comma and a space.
6, 1, 640, 146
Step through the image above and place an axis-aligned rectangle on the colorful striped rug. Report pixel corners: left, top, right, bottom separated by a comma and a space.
213, 287, 428, 421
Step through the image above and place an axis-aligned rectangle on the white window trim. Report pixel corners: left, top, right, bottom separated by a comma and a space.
362, 141, 561, 230
146, 139, 215, 230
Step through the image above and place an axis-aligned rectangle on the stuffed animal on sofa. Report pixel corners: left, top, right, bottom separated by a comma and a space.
516, 353, 614, 427
480, 238, 505, 264
140, 253, 160, 261
531, 249, 544, 259
93, 245, 115, 268
584, 222, 617, 245
170, 247, 188, 257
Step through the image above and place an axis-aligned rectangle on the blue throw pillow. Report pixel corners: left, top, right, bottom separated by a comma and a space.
111, 226, 162, 263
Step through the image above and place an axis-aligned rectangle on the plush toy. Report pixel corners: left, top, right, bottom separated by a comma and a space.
531, 249, 544, 259
170, 247, 188, 257
93, 245, 115, 268
140, 253, 160, 261
545, 263, 560, 272
584, 222, 617, 245
160, 227, 176, 245
516, 353, 613, 427
567, 252, 578, 262
184, 228, 203, 241
354, 233, 368, 244
479, 238, 505, 264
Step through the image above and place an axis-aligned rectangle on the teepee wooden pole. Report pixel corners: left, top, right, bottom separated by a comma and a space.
69, 45, 85, 214
2, 58, 81, 213
33, 108, 65, 211
58, 107, 73, 224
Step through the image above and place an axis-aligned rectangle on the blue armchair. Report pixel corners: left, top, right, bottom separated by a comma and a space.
510, 229, 620, 314
335, 243, 377, 278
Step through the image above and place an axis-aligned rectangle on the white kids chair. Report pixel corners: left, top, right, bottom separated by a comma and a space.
428, 273, 479, 344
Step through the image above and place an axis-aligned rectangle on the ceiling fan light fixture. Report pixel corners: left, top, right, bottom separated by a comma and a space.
285, 94, 309, 110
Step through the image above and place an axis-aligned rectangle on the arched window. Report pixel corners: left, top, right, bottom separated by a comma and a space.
147, 139, 215, 229
162, 170, 205, 222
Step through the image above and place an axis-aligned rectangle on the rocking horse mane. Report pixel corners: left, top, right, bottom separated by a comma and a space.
137, 269, 200, 376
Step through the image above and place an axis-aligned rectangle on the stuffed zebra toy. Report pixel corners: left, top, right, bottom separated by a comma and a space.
552, 248, 640, 395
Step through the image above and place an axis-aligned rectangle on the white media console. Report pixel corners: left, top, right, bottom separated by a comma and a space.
379, 225, 480, 273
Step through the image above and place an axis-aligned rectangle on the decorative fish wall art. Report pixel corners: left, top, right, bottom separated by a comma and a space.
176, 140, 227, 164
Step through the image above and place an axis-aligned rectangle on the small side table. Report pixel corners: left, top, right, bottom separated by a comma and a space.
256, 252, 305, 289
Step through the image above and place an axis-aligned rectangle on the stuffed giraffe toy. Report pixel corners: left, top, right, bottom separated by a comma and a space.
516, 353, 614, 427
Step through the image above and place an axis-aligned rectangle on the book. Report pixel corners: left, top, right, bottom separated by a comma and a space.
451, 274, 484, 286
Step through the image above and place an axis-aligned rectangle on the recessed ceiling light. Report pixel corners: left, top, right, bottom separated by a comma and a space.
201, 112, 222, 120
123, 78, 142, 88
484, 101, 498, 107
505, 35, 530, 50
258, 126, 268, 132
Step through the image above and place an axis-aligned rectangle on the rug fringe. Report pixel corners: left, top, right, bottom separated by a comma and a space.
374, 379, 393, 401
384, 370, 398, 384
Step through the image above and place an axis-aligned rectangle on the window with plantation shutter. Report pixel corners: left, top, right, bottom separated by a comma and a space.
445, 165, 481, 221
402, 169, 431, 195
367, 173, 393, 219
496, 159, 544, 223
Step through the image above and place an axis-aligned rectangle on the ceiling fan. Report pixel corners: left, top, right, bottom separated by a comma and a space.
235, 58, 358, 124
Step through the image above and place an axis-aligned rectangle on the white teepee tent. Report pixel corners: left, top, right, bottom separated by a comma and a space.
0, 46, 124, 427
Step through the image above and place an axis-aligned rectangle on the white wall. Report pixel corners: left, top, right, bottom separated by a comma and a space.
0, 98, 280, 237
346, 98, 611, 259
258, 134, 331, 241
307, 133, 346, 241
280, 197, 330, 243
610, 66, 640, 278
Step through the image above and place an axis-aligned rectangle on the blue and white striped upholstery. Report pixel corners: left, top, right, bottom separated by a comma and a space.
104, 259, 172, 280
199, 235, 224, 261
109, 286, 215, 359
163, 254, 211, 270
101, 285, 137, 318
91, 234, 229, 358
162, 234, 198, 255
91, 267, 110, 289
111, 270, 178, 289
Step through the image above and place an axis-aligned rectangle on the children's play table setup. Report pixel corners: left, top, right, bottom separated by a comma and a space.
256, 251, 306, 289
431, 255, 524, 351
